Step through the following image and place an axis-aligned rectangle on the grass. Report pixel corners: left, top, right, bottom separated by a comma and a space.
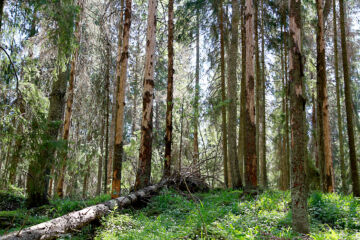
94, 189, 360, 240
0, 192, 111, 236
1, 189, 359, 239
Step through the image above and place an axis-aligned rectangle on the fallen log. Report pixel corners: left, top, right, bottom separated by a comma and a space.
0, 181, 166, 240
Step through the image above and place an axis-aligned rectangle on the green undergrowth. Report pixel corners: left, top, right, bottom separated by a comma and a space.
0, 192, 111, 236
95, 189, 360, 240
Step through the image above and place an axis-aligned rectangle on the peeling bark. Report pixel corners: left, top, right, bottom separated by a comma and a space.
135, 0, 157, 190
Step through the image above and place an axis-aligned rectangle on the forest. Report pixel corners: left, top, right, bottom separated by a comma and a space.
0, 0, 360, 239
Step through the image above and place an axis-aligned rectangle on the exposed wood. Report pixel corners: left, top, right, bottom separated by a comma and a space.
135, 0, 157, 190
112, 0, 132, 198
1, 183, 166, 240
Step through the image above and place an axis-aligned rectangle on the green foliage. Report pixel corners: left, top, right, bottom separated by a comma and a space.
95, 190, 360, 239
309, 192, 360, 230
0, 188, 25, 211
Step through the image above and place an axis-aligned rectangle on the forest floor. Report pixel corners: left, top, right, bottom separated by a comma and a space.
1, 188, 360, 239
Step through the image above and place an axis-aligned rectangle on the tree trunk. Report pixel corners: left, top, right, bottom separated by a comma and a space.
254, 0, 260, 182
8, 99, 25, 185
163, 0, 174, 178
227, 0, 242, 189
338, 0, 359, 197
1, 183, 166, 240
56, 0, 84, 198
134, 0, 157, 190
316, 0, 335, 193
238, 0, 246, 184
260, 0, 267, 188
103, 37, 111, 194
96, 117, 105, 196
244, 0, 257, 188
218, 0, 229, 188
289, 0, 310, 233
108, 0, 125, 191
26, 64, 69, 208
332, 0, 347, 193
112, 0, 132, 199
193, 12, 200, 176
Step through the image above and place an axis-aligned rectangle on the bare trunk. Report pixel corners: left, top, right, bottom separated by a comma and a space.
254, 0, 260, 181
0, 0, 4, 32
193, 12, 200, 175
338, 0, 359, 196
112, 0, 132, 198
134, 0, 157, 190
96, 117, 105, 196
260, 0, 267, 187
332, 0, 347, 193
56, 0, 84, 198
218, 0, 229, 188
244, 0, 257, 188
227, 0, 242, 188
289, 0, 310, 233
316, 0, 335, 193
238, 0, 246, 184
163, 0, 174, 178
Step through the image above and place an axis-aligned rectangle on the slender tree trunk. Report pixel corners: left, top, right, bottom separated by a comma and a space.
178, 98, 184, 172
260, 0, 267, 188
103, 38, 111, 194
163, 0, 174, 178
8, 98, 25, 185
238, 0, 246, 183
227, 0, 242, 188
289, 0, 310, 233
254, 0, 260, 181
56, 0, 84, 198
283, 20, 290, 191
316, 0, 335, 193
96, 117, 105, 196
193, 12, 200, 176
112, 0, 132, 199
218, 0, 229, 188
332, 0, 347, 193
244, 0, 257, 188
134, 0, 157, 190
108, 0, 125, 190
338, 0, 359, 197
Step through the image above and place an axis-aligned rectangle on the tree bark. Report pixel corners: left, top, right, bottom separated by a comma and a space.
1, 183, 166, 240
244, 0, 257, 188
56, 0, 84, 198
316, 0, 335, 193
254, 0, 260, 182
260, 0, 267, 188
227, 0, 242, 189
112, 0, 132, 199
218, 0, 229, 188
193, 12, 200, 176
238, 0, 246, 184
332, 0, 347, 193
134, 0, 157, 190
338, 0, 359, 197
163, 0, 174, 178
26, 63, 69, 208
289, 0, 310, 233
